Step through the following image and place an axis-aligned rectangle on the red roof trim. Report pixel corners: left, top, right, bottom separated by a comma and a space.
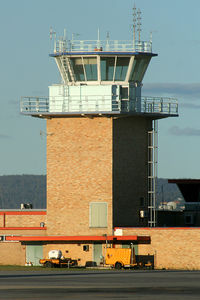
0, 211, 46, 216
114, 227, 200, 230
114, 236, 149, 241
0, 227, 47, 230
113, 236, 138, 241
5, 235, 144, 242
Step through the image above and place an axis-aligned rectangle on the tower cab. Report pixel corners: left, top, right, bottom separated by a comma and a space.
21, 34, 178, 118
49, 39, 154, 115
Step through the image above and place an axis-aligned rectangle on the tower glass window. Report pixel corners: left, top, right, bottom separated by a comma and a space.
100, 57, 115, 81
115, 57, 130, 81
70, 57, 85, 81
129, 57, 151, 82
83, 57, 97, 81
100, 56, 130, 81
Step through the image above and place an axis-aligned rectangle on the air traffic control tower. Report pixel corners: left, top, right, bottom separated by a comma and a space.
21, 10, 178, 232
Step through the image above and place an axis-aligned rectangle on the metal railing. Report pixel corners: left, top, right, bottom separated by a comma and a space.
54, 39, 152, 54
142, 97, 178, 114
20, 96, 178, 115
20, 97, 49, 113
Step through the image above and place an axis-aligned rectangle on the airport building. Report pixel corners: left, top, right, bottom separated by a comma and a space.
1, 9, 200, 269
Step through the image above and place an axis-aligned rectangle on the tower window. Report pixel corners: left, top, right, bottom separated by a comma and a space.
90, 202, 107, 228
100, 57, 115, 81
83, 57, 97, 81
129, 57, 151, 82
70, 57, 85, 81
100, 56, 130, 81
115, 57, 130, 81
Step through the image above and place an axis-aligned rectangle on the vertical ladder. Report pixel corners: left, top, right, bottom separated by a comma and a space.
65, 57, 75, 82
59, 56, 75, 83
148, 120, 158, 227
61, 56, 69, 82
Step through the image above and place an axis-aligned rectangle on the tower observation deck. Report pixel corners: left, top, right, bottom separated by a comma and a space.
20, 35, 178, 118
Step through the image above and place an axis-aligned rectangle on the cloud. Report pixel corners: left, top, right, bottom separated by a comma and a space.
181, 103, 200, 109
169, 126, 200, 136
143, 83, 200, 100
8, 99, 18, 106
0, 134, 10, 139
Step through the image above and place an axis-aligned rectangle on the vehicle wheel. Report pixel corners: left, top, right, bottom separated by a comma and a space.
115, 262, 122, 270
45, 261, 53, 268
139, 262, 145, 269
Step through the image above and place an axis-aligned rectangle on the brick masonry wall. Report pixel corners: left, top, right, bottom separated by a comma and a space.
0, 213, 46, 228
1, 229, 200, 269
47, 117, 113, 236
4, 215, 46, 228
121, 227, 200, 270
0, 229, 47, 235
0, 215, 3, 227
46, 116, 152, 234
0, 242, 26, 265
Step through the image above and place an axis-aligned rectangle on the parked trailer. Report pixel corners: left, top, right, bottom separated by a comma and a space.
105, 246, 153, 269
39, 258, 78, 268
39, 250, 78, 268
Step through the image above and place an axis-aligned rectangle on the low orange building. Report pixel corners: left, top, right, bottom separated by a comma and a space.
1, 212, 200, 269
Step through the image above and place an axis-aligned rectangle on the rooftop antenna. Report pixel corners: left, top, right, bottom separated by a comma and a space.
97, 28, 100, 49
62, 29, 67, 52
50, 27, 57, 52
133, 4, 137, 43
106, 31, 110, 41
137, 8, 142, 41
50, 27, 56, 40
150, 30, 158, 43
106, 31, 110, 48
71, 33, 80, 41
63, 28, 67, 40
97, 28, 100, 41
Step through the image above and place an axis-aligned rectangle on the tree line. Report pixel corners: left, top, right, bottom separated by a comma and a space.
0, 175, 182, 209
0, 175, 46, 209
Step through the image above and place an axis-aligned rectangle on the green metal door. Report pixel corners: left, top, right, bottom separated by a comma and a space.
93, 244, 102, 265
26, 245, 43, 266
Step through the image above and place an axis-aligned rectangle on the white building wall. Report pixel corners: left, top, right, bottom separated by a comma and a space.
49, 85, 120, 113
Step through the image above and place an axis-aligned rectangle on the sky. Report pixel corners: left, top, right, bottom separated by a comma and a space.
0, 0, 200, 179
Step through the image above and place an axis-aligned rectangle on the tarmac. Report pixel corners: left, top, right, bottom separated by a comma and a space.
0, 269, 200, 299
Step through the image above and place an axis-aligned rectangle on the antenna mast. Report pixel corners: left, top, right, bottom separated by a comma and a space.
137, 8, 142, 41
50, 27, 56, 52
133, 4, 137, 44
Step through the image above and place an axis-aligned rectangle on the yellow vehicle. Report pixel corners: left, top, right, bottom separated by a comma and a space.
39, 250, 78, 268
39, 257, 78, 268
105, 246, 153, 269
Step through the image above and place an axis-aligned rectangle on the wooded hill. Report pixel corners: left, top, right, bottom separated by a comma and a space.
0, 175, 46, 209
0, 175, 182, 209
